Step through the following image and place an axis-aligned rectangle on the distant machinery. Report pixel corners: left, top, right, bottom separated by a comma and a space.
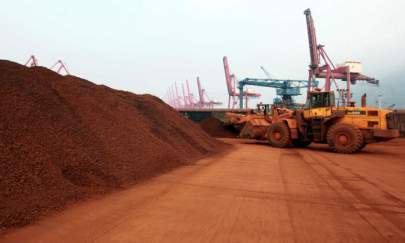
237, 78, 314, 109
223, 56, 314, 109
50, 60, 70, 75
167, 85, 178, 108
24, 55, 70, 75
196, 76, 222, 109
304, 8, 378, 105
260, 66, 272, 79
259, 66, 313, 106
166, 77, 222, 109
181, 83, 189, 107
167, 85, 179, 108
185, 80, 198, 107
25, 55, 38, 67
223, 56, 261, 109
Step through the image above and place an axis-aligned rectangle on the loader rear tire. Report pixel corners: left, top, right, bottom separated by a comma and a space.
327, 123, 364, 154
359, 140, 367, 150
267, 122, 291, 148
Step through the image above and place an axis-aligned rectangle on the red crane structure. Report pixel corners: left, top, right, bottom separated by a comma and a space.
304, 8, 378, 105
196, 76, 222, 109
25, 55, 38, 67
196, 77, 205, 108
174, 82, 182, 108
24, 56, 72, 77
167, 82, 187, 108
167, 86, 177, 108
169, 86, 177, 108
185, 80, 198, 107
166, 78, 221, 109
166, 86, 174, 108
223, 56, 261, 109
181, 83, 189, 107
50, 60, 70, 75
165, 90, 172, 107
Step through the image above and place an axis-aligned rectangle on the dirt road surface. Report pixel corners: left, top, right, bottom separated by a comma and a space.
1, 139, 405, 243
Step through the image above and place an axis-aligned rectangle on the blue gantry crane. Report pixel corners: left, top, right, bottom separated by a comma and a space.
224, 56, 317, 109
237, 77, 316, 109
236, 65, 318, 109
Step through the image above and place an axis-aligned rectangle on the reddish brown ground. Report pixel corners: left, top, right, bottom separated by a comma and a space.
1, 139, 404, 243
0, 60, 225, 228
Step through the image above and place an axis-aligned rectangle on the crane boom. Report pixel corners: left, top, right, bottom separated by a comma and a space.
260, 66, 272, 79
304, 9, 320, 69
223, 56, 236, 95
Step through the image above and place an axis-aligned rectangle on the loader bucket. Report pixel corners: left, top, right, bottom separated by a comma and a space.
239, 119, 271, 140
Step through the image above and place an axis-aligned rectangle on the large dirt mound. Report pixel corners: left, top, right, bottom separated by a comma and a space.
200, 117, 238, 138
0, 60, 225, 228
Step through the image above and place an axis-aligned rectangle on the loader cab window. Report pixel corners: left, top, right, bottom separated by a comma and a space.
257, 104, 270, 115
306, 92, 335, 109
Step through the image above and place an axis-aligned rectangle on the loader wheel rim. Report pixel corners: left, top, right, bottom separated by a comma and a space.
272, 131, 282, 141
337, 134, 349, 145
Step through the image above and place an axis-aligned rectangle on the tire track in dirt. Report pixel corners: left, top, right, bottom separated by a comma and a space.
278, 150, 355, 242
301, 149, 405, 242
277, 151, 298, 243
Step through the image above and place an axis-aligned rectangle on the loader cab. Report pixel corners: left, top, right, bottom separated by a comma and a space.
304, 91, 335, 118
305, 91, 335, 109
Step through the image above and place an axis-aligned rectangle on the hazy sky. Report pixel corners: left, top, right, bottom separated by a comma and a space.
2, 0, 405, 107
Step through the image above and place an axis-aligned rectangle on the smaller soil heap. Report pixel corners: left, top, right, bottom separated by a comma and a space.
200, 117, 238, 138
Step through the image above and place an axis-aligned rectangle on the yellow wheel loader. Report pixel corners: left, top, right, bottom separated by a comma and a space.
225, 90, 399, 153
267, 90, 400, 153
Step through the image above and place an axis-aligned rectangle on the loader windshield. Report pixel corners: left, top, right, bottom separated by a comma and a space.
306, 92, 335, 109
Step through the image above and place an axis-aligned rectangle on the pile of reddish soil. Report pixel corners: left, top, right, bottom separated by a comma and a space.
200, 117, 238, 138
0, 60, 226, 228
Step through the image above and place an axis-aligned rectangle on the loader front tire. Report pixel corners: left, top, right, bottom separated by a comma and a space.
267, 122, 291, 148
327, 123, 364, 154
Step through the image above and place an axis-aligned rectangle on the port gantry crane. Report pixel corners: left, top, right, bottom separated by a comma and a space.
196, 76, 222, 109
181, 83, 189, 108
304, 8, 378, 105
237, 77, 313, 109
25, 55, 38, 67
223, 56, 261, 109
24, 56, 70, 76
223, 56, 315, 109
185, 80, 198, 108
50, 60, 70, 75
167, 78, 221, 109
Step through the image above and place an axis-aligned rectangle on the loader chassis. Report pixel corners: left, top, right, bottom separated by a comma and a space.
299, 108, 396, 144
